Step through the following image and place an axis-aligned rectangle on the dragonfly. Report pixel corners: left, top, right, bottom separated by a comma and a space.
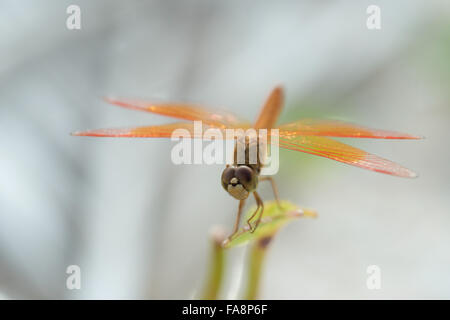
73, 86, 421, 240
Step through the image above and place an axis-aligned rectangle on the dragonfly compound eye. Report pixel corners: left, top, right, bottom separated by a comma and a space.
221, 167, 236, 190
235, 165, 254, 186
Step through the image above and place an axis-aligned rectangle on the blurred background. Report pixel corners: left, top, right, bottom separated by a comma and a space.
1, 0, 449, 299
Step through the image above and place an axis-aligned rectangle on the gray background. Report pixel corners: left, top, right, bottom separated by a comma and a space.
1, 0, 449, 299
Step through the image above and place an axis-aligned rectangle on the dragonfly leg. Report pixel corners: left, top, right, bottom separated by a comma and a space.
250, 191, 264, 233
246, 193, 261, 232
227, 199, 246, 241
246, 192, 264, 233
259, 176, 281, 208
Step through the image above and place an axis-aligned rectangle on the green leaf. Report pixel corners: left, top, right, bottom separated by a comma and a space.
222, 200, 317, 249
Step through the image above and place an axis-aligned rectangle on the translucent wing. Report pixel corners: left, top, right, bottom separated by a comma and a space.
279, 134, 417, 178
73, 123, 418, 177
254, 86, 284, 129
104, 97, 251, 128
278, 119, 421, 139
72, 122, 230, 138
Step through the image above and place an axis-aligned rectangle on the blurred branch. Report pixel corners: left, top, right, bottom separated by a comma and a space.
244, 236, 271, 300
201, 227, 226, 300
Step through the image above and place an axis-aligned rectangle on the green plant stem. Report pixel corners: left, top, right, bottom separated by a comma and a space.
201, 230, 226, 300
244, 236, 271, 300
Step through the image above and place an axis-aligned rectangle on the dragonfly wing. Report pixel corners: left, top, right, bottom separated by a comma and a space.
72, 122, 230, 138
104, 97, 251, 128
254, 86, 284, 129
278, 119, 422, 139
279, 134, 417, 178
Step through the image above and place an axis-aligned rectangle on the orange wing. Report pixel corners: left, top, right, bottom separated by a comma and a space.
254, 86, 284, 129
104, 97, 250, 128
72, 122, 232, 138
72, 123, 194, 138
278, 134, 417, 178
74, 124, 418, 178
278, 119, 421, 139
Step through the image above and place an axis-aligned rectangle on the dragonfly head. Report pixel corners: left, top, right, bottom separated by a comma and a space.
221, 165, 257, 200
